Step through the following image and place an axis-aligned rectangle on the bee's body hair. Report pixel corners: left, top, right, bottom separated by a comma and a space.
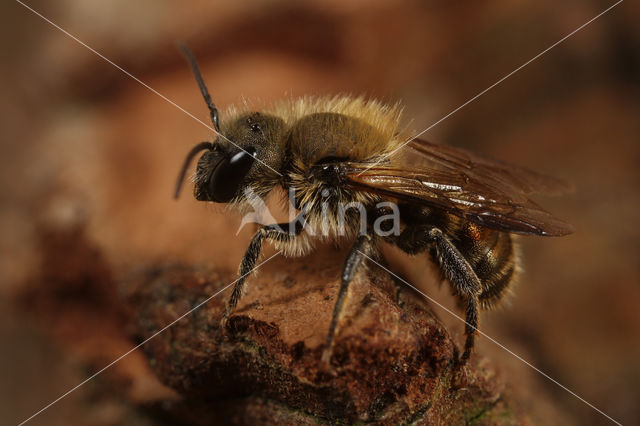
218, 95, 520, 308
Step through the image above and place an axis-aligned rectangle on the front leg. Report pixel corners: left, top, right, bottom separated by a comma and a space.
321, 234, 373, 365
223, 215, 305, 323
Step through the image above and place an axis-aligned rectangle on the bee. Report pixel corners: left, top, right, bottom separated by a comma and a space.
174, 46, 573, 365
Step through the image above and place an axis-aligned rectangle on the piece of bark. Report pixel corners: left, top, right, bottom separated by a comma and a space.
125, 249, 523, 424
17, 212, 524, 424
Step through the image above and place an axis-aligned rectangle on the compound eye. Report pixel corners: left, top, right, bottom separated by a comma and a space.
208, 148, 257, 202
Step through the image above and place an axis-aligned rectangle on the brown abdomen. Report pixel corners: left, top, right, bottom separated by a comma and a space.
452, 222, 518, 309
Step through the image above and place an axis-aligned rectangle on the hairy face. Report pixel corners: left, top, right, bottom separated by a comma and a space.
193, 112, 287, 204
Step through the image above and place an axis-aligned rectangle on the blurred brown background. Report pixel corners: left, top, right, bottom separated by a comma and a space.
1, 0, 639, 424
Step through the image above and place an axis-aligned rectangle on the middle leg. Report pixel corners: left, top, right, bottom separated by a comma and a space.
321, 234, 373, 365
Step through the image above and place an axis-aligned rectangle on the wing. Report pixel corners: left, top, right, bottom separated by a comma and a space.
337, 138, 574, 236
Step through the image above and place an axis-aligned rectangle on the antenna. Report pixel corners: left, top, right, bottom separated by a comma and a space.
178, 42, 220, 131
174, 142, 214, 199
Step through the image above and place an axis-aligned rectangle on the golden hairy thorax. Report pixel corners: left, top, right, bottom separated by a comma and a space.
288, 112, 388, 166
224, 95, 406, 162
279, 96, 404, 165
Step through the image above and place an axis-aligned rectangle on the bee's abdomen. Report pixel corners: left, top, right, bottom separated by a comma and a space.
396, 205, 518, 308
453, 223, 518, 309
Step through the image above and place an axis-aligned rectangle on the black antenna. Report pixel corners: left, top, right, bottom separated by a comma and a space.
178, 42, 220, 131
174, 142, 214, 199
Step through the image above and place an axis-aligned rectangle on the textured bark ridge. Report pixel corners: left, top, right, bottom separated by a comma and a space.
124, 249, 523, 424
19, 222, 524, 424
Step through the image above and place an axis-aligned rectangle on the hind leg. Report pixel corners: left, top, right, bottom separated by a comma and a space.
393, 226, 482, 364
426, 228, 482, 364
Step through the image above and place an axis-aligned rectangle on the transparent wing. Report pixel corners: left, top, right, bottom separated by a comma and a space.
338, 139, 574, 236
